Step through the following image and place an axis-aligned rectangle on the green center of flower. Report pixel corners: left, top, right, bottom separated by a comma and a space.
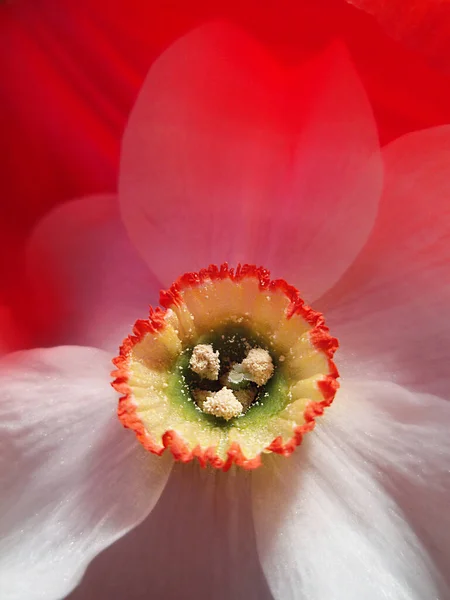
112, 264, 339, 470
179, 326, 278, 420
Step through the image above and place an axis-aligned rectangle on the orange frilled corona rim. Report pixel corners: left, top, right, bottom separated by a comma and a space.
111, 264, 339, 471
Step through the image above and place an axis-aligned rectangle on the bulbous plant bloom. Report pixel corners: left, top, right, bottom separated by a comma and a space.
1, 22, 450, 600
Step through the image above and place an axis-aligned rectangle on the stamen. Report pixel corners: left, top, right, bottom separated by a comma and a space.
189, 343, 220, 380
113, 263, 339, 470
229, 347, 274, 387
202, 387, 243, 420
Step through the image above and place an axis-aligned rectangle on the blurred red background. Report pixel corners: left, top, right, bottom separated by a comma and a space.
2, 0, 450, 348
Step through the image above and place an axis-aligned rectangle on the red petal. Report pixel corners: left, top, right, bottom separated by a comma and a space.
26, 194, 160, 351
120, 24, 382, 301
349, 0, 450, 73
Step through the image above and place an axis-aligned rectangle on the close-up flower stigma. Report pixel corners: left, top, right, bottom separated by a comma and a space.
112, 264, 339, 469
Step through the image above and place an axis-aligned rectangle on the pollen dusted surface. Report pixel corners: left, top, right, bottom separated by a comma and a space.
202, 387, 243, 420
241, 347, 274, 386
112, 264, 339, 470
189, 343, 220, 380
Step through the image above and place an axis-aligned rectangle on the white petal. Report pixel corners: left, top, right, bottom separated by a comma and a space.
0, 346, 172, 600
252, 379, 450, 600
320, 126, 450, 398
68, 462, 271, 600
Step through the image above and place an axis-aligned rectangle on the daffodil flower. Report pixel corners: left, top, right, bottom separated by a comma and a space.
1, 23, 449, 600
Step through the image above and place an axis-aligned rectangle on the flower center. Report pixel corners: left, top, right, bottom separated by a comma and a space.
188, 340, 274, 420
112, 264, 339, 470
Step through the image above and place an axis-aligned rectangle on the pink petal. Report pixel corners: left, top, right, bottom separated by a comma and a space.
252, 379, 450, 600
26, 194, 160, 353
0, 346, 172, 600
67, 462, 270, 600
320, 126, 450, 397
119, 23, 382, 301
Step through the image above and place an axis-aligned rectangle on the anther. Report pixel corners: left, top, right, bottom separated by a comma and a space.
241, 348, 274, 386
189, 344, 220, 380
228, 347, 274, 387
202, 387, 243, 420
